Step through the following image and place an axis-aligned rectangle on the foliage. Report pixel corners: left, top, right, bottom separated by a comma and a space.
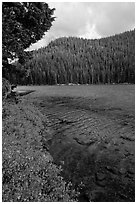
2, 100, 78, 202
15, 30, 135, 85
2, 2, 55, 80
2, 78, 11, 100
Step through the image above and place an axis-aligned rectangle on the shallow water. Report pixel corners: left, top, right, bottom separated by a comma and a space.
20, 85, 135, 201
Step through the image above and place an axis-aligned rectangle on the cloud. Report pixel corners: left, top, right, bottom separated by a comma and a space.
29, 2, 135, 50
50, 2, 93, 36
90, 2, 135, 36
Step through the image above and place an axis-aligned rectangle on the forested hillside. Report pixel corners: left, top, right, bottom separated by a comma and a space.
15, 30, 135, 85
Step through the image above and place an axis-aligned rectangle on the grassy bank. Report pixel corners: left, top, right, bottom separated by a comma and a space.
2, 98, 77, 202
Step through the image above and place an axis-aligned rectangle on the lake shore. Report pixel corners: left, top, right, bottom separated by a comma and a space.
3, 85, 135, 201
2, 98, 77, 202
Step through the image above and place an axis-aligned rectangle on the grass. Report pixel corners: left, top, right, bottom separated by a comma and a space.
2, 98, 78, 202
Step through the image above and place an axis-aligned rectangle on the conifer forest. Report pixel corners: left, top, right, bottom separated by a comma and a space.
9, 30, 134, 85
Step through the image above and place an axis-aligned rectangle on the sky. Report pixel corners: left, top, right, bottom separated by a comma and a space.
29, 2, 135, 50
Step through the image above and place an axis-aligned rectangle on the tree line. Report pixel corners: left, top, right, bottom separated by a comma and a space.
14, 29, 135, 85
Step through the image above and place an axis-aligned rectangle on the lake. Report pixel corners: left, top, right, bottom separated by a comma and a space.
17, 84, 135, 114
18, 84, 135, 201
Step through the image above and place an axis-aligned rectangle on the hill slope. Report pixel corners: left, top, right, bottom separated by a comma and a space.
16, 30, 135, 85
